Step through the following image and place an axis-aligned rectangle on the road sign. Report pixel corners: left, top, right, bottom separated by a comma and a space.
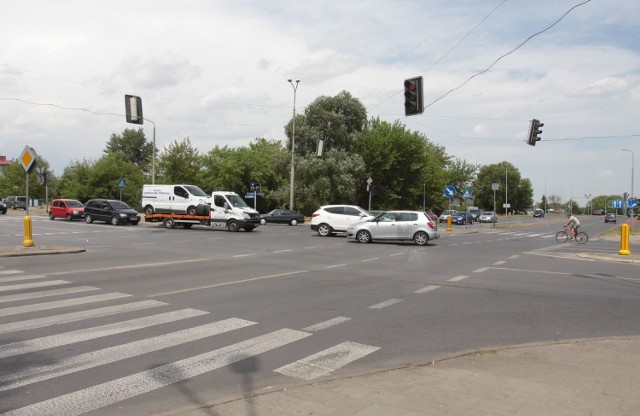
117, 179, 126, 189
461, 189, 473, 199
502, 203, 511, 208
612, 200, 623, 208
444, 185, 456, 198
628, 198, 638, 208
19, 146, 38, 173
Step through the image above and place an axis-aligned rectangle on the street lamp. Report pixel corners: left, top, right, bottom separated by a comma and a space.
622, 149, 634, 217
287, 79, 300, 211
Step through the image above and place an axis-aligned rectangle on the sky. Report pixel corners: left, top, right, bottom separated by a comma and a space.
1, 0, 639, 206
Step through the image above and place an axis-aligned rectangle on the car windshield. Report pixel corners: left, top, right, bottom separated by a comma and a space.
482, 211, 494, 215
184, 185, 208, 197
226, 194, 249, 208
108, 200, 132, 209
67, 200, 84, 208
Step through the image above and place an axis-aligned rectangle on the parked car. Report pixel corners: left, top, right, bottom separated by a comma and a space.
260, 209, 305, 226
451, 211, 474, 225
346, 211, 439, 246
478, 211, 498, 223
424, 209, 438, 221
310, 205, 374, 236
533, 208, 545, 218
604, 213, 616, 223
5, 195, 27, 210
49, 199, 85, 221
468, 208, 482, 221
438, 209, 457, 223
84, 199, 140, 225
0, 200, 6, 214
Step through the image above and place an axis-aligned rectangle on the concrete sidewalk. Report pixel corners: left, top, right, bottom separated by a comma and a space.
167, 337, 640, 416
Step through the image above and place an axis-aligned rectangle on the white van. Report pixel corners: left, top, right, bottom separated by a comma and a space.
142, 184, 212, 216
210, 191, 261, 231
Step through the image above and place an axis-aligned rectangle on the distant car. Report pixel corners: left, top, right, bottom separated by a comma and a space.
438, 209, 457, 223
49, 199, 85, 221
451, 211, 474, 225
84, 199, 140, 225
604, 213, 616, 223
260, 209, 305, 226
468, 208, 482, 221
5, 195, 27, 210
478, 211, 497, 223
346, 211, 439, 246
533, 208, 545, 218
424, 209, 438, 221
0, 200, 6, 215
310, 205, 374, 236
592, 209, 604, 216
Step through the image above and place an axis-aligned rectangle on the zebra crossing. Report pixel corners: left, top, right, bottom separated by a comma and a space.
0, 268, 379, 415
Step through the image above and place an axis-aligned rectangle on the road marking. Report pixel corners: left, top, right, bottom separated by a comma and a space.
509, 255, 520, 259
0, 308, 208, 359
0, 300, 166, 335
389, 252, 404, 257
473, 267, 490, 273
361, 257, 379, 262
325, 264, 346, 269
447, 275, 468, 282
275, 341, 379, 381
272, 249, 293, 253
0, 292, 131, 318
0, 274, 47, 284
0, 286, 98, 304
0, 270, 22, 275
493, 261, 506, 266
148, 270, 311, 297
232, 253, 256, 258
3, 329, 311, 416
0, 318, 256, 392
303, 316, 351, 332
414, 285, 440, 294
368, 298, 402, 309
0, 280, 71, 292
526, 233, 543, 237
46, 258, 210, 276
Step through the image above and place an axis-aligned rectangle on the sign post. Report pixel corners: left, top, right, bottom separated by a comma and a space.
19, 146, 38, 247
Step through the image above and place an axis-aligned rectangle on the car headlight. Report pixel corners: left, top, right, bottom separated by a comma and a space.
243, 212, 250, 219
119, 213, 127, 217
73, 210, 79, 215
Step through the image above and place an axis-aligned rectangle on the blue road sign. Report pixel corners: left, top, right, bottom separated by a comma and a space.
628, 198, 638, 208
612, 200, 623, 209
461, 189, 473, 199
117, 179, 126, 189
444, 185, 456, 198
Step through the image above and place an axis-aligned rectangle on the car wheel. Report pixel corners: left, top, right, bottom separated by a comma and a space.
110, 216, 120, 225
49, 212, 55, 220
317, 223, 332, 237
66, 214, 73, 221
163, 218, 176, 229
187, 206, 198, 216
290, 219, 298, 226
356, 229, 372, 243
85, 214, 93, 224
414, 231, 429, 246
260, 218, 266, 225
144, 205, 154, 216
227, 219, 240, 232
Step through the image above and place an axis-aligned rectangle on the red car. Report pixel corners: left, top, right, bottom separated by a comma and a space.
49, 199, 85, 221
424, 209, 438, 221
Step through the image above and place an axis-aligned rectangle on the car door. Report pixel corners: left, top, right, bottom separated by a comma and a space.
340, 206, 365, 231
373, 212, 399, 239
396, 212, 419, 239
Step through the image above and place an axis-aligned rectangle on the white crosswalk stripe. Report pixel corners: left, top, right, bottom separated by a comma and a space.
0, 273, 379, 414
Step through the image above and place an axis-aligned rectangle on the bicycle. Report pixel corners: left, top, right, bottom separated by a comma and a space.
555, 226, 588, 244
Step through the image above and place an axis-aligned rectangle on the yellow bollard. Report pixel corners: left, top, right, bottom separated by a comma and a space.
618, 223, 630, 255
23, 216, 34, 247
446, 215, 452, 231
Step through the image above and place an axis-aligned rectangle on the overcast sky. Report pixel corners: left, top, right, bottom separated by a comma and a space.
1, 0, 638, 206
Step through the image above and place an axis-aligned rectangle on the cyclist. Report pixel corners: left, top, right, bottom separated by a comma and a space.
564, 213, 580, 239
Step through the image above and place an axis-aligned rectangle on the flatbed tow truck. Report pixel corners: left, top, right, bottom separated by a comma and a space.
144, 213, 259, 232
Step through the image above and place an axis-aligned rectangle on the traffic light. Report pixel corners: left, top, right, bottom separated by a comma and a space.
404, 76, 423, 116
527, 119, 544, 146
125, 95, 144, 125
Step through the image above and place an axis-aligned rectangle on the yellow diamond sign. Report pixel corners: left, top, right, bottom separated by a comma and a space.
20, 146, 38, 173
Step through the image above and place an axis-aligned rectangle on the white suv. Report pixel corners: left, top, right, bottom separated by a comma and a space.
310, 205, 374, 236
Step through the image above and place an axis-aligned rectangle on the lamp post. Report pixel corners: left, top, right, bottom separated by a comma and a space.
287, 79, 300, 211
622, 149, 634, 217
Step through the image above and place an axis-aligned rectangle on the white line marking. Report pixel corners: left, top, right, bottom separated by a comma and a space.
0, 270, 22, 275
361, 257, 379, 262
272, 249, 293, 253
447, 275, 468, 282
325, 264, 346, 269
46, 258, 209, 276
509, 255, 520, 259
526, 233, 542, 237
0, 318, 256, 392
0, 280, 71, 293
473, 267, 490, 273
414, 285, 440, 294
493, 261, 506, 266
303, 317, 351, 332
0, 308, 208, 359
0, 286, 98, 303
275, 341, 379, 381
232, 253, 256, 258
389, 252, 404, 257
0, 300, 166, 335
3, 329, 310, 416
368, 298, 402, 309
0, 293, 131, 318
0, 274, 47, 284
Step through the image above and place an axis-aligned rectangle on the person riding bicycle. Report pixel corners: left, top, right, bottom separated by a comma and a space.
564, 213, 580, 239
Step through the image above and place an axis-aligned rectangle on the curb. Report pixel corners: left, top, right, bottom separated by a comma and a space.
0, 246, 86, 257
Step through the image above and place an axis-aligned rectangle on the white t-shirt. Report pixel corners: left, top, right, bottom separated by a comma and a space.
568, 215, 580, 226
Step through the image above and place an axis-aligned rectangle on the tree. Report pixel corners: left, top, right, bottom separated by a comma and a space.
157, 138, 202, 184
446, 158, 478, 205
104, 128, 155, 174
472, 162, 533, 214
56, 160, 93, 202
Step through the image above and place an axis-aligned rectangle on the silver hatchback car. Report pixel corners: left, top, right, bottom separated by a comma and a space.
346, 211, 439, 246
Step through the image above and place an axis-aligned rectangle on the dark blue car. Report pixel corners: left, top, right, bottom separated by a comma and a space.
451, 211, 474, 225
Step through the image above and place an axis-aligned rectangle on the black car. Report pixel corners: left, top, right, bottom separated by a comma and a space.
0, 200, 6, 214
604, 213, 616, 223
260, 209, 305, 226
533, 208, 545, 218
84, 199, 140, 225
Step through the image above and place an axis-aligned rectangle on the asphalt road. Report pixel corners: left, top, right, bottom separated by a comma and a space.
1, 213, 638, 415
